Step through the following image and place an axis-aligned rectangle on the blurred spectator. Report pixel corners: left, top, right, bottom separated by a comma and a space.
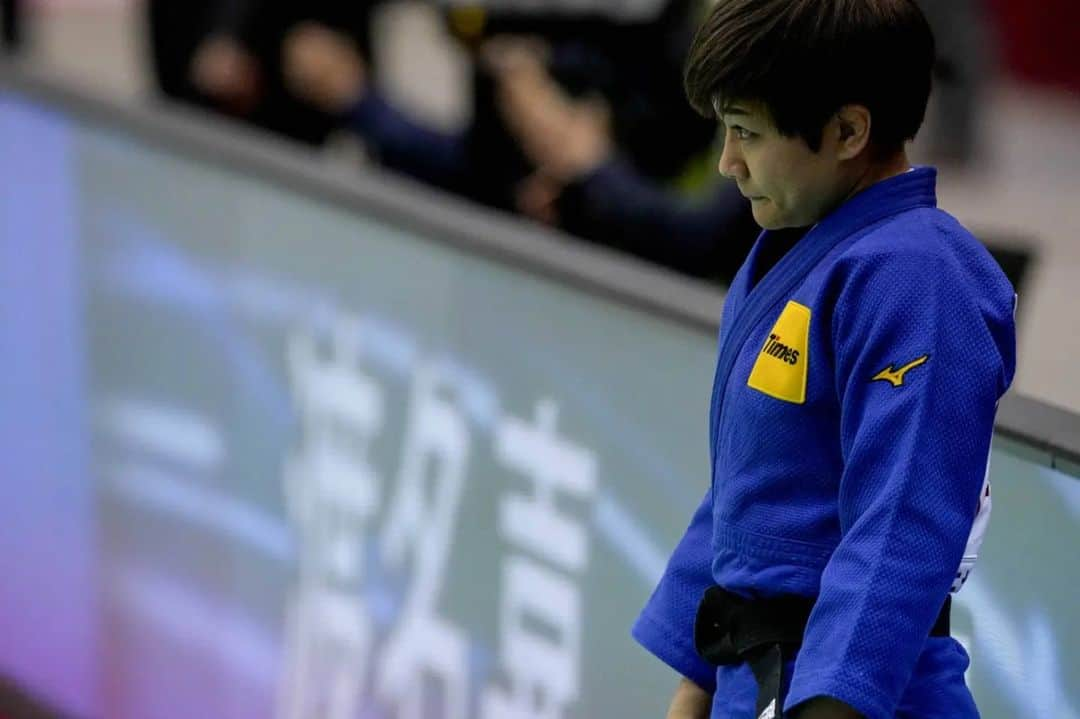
485, 39, 757, 281
1, 0, 22, 54
916, 0, 988, 167
284, 0, 757, 282
145, 0, 377, 145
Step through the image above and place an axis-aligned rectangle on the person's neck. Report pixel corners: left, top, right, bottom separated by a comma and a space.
841, 150, 911, 204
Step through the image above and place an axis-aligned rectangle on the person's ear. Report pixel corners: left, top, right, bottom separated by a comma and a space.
834, 104, 871, 160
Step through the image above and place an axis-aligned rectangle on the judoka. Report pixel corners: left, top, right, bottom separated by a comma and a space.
632, 1, 1017, 717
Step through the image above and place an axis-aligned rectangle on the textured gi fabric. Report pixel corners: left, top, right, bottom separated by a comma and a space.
633, 167, 1016, 719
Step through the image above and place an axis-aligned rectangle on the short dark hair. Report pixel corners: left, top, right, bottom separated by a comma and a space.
684, 0, 935, 154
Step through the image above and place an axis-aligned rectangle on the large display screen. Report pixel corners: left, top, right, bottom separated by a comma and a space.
0, 89, 1076, 719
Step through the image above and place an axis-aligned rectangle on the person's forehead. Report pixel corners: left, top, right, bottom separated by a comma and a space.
712, 96, 767, 122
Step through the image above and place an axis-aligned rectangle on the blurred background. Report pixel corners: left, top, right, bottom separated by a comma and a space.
1, 1, 1078, 718
8, 0, 1080, 409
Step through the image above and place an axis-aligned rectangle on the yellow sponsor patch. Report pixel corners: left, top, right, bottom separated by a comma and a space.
747, 301, 810, 404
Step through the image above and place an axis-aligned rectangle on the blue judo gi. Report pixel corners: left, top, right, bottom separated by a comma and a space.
633, 167, 1016, 719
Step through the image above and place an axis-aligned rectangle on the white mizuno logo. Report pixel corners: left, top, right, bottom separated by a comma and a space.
758, 698, 777, 719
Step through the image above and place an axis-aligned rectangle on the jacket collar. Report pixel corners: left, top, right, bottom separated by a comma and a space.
730, 166, 938, 306
813, 165, 938, 240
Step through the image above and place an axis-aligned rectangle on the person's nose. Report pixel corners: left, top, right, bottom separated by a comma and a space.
717, 134, 748, 182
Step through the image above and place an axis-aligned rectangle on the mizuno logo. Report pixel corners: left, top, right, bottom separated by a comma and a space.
872, 354, 929, 387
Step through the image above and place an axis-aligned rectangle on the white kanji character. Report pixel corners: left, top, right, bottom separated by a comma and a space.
495, 399, 597, 572
376, 363, 471, 719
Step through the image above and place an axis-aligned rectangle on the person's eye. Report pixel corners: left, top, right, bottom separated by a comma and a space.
732, 126, 754, 140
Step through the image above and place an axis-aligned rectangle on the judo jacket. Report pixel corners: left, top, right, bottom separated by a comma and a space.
633, 167, 1017, 719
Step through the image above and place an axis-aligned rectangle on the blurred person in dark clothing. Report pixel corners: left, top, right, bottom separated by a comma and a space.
2, 0, 23, 53
486, 39, 758, 282
145, 0, 377, 145
283, 1, 756, 282
915, 0, 987, 167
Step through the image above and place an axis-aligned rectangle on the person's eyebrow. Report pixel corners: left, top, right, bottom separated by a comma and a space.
722, 107, 750, 117
714, 100, 752, 122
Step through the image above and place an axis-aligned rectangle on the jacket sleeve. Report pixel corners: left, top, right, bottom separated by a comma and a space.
785, 248, 1015, 719
344, 91, 470, 193
632, 485, 718, 694
557, 159, 758, 283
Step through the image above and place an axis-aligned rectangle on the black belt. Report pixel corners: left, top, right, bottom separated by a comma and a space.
694, 586, 951, 717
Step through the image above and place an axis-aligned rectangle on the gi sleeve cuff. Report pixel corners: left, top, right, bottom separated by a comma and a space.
631, 613, 717, 694
785, 667, 897, 719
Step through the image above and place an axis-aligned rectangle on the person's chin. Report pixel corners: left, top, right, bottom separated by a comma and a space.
751, 202, 782, 229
